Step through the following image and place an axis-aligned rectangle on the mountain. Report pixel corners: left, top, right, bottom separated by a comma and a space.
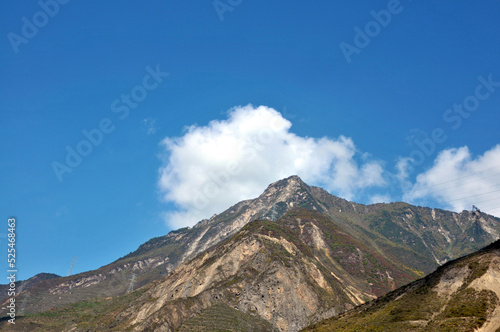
60, 207, 423, 331
1, 178, 316, 314
303, 239, 500, 332
0, 273, 60, 307
2, 176, 335, 315
0, 208, 425, 331
2, 176, 499, 329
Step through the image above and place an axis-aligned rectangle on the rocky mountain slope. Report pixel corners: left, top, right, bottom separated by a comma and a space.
2, 176, 499, 326
1, 176, 322, 315
0, 208, 421, 331
91, 208, 424, 331
4, 206, 500, 331
303, 239, 500, 332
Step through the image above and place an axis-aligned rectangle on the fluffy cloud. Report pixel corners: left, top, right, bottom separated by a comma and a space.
158, 105, 386, 228
404, 145, 500, 216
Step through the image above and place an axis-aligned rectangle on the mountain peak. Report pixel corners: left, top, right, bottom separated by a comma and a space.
271, 174, 306, 185
263, 175, 310, 195
258, 175, 313, 206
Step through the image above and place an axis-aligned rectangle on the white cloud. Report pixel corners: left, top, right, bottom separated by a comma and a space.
158, 105, 386, 229
404, 145, 500, 216
395, 157, 412, 182
394, 157, 414, 193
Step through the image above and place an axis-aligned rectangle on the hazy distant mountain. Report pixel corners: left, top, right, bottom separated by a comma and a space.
0, 272, 60, 304
1, 176, 499, 331
303, 239, 500, 332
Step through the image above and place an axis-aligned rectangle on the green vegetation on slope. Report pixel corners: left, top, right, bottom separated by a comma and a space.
178, 303, 277, 332
0, 287, 148, 331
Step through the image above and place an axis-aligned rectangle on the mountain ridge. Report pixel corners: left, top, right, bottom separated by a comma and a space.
3, 206, 499, 331
2, 175, 499, 325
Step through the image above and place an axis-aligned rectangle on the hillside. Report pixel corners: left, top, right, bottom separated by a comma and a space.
303, 239, 500, 332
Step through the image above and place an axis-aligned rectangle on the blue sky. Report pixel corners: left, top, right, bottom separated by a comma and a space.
1, 1, 500, 280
